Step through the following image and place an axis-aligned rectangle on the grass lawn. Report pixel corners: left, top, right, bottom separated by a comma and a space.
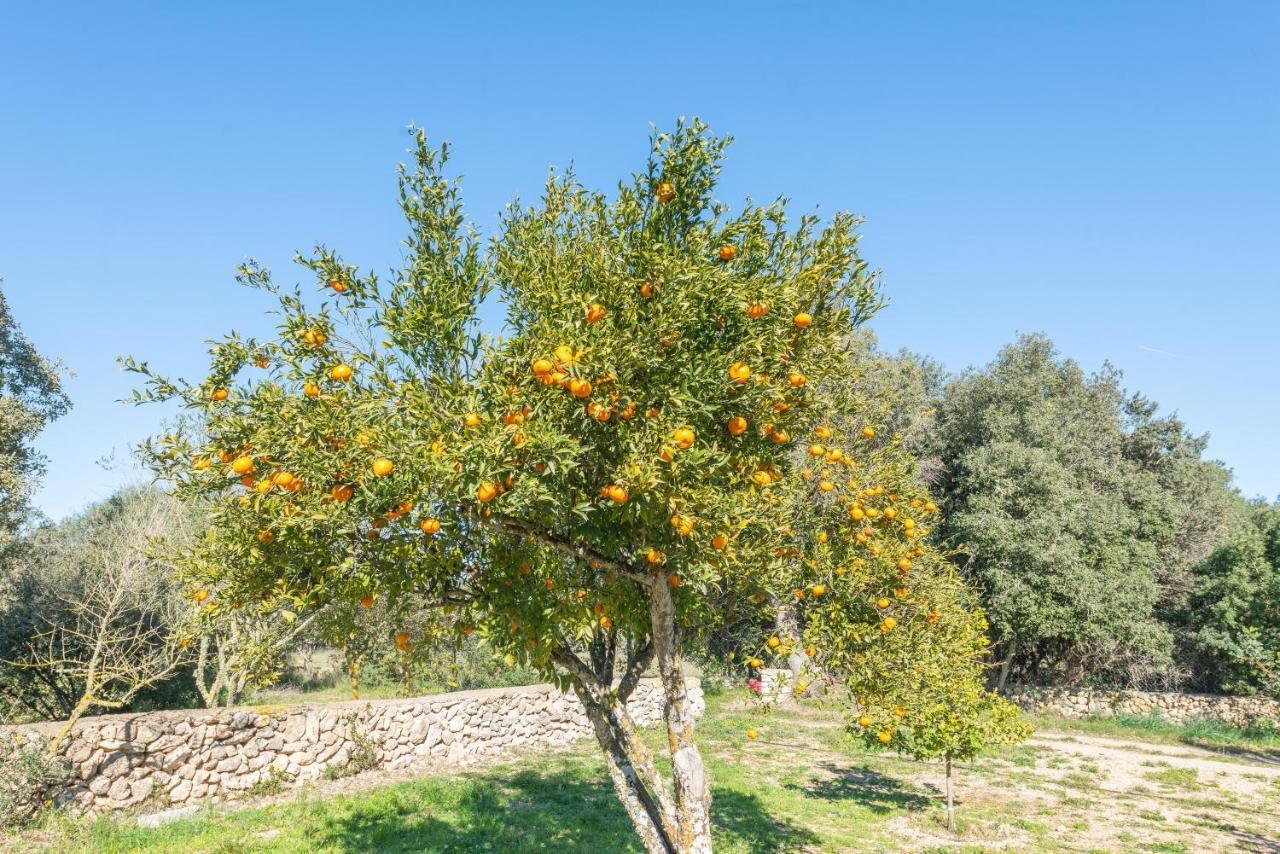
10, 691, 1280, 853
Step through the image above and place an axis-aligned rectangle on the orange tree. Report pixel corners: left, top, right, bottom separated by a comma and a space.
737, 372, 1028, 835
827, 556, 1029, 833
128, 119, 1008, 853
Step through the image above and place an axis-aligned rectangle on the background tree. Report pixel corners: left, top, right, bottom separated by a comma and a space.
0, 280, 69, 558
0, 486, 197, 723
1181, 500, 1280, 697
927, 334, 1240, 690
130, 119, 1014, 854
190, 600, 319, 708
2, 487, 194, 752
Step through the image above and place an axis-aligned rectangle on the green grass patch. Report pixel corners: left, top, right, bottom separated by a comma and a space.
1142, 767, 1199, 789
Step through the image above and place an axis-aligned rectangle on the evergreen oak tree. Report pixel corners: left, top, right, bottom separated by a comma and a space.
928, 334, 1239, 690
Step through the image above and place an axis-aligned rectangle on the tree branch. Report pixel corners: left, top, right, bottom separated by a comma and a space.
481, 513, 654, 586
551, 644, 601, 688
618, 639, 655, 702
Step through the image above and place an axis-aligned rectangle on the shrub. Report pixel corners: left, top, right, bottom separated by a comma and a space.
323, 714, 382, 781
0, 736, 72, 828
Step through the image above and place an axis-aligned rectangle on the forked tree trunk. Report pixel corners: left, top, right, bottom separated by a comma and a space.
552, 576, 713, 852
649, 579, 713, 853
47, 695, 94, 760
573, 678, 678, 853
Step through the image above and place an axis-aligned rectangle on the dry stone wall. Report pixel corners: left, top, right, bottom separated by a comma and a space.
1005, 685, 1279, 728
0, 677, 702, 814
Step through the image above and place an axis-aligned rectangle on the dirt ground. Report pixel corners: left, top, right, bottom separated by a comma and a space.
891, 728, 1280, 852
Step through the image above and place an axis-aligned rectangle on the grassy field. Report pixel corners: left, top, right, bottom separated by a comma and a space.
9, 691, 1280, 853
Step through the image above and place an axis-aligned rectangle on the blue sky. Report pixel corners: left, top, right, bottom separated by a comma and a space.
2, 1, 1276, 520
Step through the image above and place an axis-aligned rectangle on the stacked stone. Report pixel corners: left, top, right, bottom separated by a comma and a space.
0, 677, 703, 815
1004, 686, 1279, 728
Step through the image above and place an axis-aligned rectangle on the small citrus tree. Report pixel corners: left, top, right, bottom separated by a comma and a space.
838, 574, 1029, 832
129, 119, 1006, 853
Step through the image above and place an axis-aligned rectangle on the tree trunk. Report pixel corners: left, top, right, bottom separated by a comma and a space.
225, 671, 248, 708
945, 756, 955, 833
349, 658, 362, 700
47, 694, 93, 759
995, 638, 1018, 693
775, 603, 805, 694
649, 579, 713, 854
573, 678, 678, 853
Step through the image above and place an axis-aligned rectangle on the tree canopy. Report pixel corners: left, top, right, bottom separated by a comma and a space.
927, 334, 1242, 689
128, 119, 1017, 853
0, 281, 69, 556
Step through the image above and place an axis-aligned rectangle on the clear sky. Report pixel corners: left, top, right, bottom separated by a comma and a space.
2, 1, 1277, 521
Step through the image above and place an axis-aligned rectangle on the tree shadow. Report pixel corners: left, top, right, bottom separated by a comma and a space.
1227, 827, 1280, 853
307, 766, 818, 852
1181, 738, 1280, 767
787, 761, 933, 813
712, 787, 821, 853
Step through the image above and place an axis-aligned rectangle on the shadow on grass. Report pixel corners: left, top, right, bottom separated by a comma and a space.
1181, 738, 1280, 767
712, 788, 821, 853
788, 761, 932, 813
308, 766, 819, 853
